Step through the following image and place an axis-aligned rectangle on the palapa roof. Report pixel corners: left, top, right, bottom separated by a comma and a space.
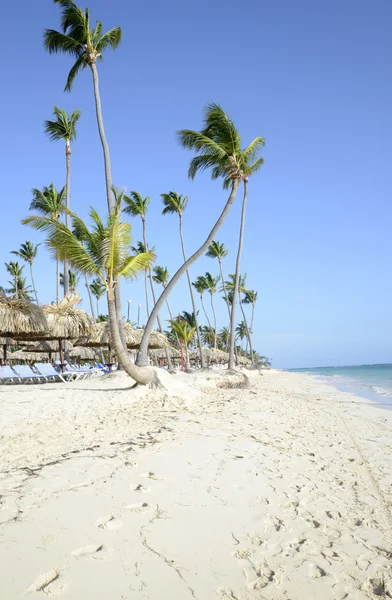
8, 350, 55, 362
76, 322, 169, 350
149, 346, 180, 359
190, 347, 229, 362
39, 295, 94, 341
22, 340, 73, 353
69, 346, 100, 360
0, 293, 48, 340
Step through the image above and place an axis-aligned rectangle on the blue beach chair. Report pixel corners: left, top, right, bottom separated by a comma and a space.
0, 365, 22, 384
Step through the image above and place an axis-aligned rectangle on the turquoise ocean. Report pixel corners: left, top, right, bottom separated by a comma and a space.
289, 364, 392, 410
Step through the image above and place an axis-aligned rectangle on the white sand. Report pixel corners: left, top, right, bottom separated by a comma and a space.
0, 368, 391, 599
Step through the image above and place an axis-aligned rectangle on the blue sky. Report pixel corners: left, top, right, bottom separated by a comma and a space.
1, 0, 391, 368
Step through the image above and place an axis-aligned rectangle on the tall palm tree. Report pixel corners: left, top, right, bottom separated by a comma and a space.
206, 241, 230, 321
132, 241, 151, 318
243, 289, 258, 332
192, 276, 211, 329
60, 269, 79, 292
168, 319, 195, 371
44, 106, 81, 295
161, 191, 205, 368
136, 103, 263, 367
218, 326, 230, 352
152, 266, 174, 319
235, 320, 248, 355
27, 184, 66, 303
11, 241, 40, 304
90, 278, 106, 318
22, 196, 157, 385
201, 325, 215, 349
226, 274, 254, 364
203, 272, 220, 349
5, 262, 29, 300
44, 0, 125, 335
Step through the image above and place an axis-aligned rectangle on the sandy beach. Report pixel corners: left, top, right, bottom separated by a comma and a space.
1, 369, 391, 599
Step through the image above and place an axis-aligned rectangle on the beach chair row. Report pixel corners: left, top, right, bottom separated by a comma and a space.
0, 361, 105, 384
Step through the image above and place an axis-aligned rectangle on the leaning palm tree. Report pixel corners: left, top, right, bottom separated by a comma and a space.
192, 275, 211, 329
203, 272, 220, 349
22, 196, 157, 385
206, 241, 230, 321
168, 319, 195, 371
44, 0, 124, 330
161, 191, 205, 368
89, 278, 106, 318
26, 184, 66, 303
137, 103, 263, 368
44, 106, 81, 295
11, 241, 40, 304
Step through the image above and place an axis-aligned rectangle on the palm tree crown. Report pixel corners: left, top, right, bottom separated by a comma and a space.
192, 275, 208, 295
123, 191, 150, 221
161, 192, 188, 216
89, 278, 106, 300
206, 240, 228, 260
11, 241, 40, 265
203, 272, 220, 294
177, 102, 265, 189
29, 184, 66, 220
152, 266, 169, 287
44, 106, 81, 147
44, 0, 122, 91
243, 290, 257, 305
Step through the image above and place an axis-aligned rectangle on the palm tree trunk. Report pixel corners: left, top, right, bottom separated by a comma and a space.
218, 257, 231, 321
29, 262, 39, 305
210, 293, 217, 349
107, 288, 155, 385
185, 345, 191, 371
229, 178, 249, 369
96, 297, 100, 319
85, 275, 96, 319
179, 215, 205, 368
136, 179, 240, 367
200, 294, 212, 329
239, 295, 254, 365
56, 255, 60, 304
251, 303, 255, 331
89, 61, 126, 350
63, 142, 71, 296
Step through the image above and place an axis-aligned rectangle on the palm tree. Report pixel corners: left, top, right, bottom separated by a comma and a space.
235, 321, 248, 355
192, 276, 211, 329
225, 274, 254, 364
168, 319, 195, 370
152, 266, 174, 319
44, 0, 125, 333
90, 278, 106, 318
161, 191, 205, 368
243, 289, 258, 332
218, 326, 230, 352
201, 325, 215, 349
203, 272, 220, 349
132, 241, 151, 318
22, 196, 157, 385
26, 184, 66, 303
206, 241, 231, 322
5, 262, 29, 300
6, 276, 33, 301
11, 241, 40, 304
60, 269, 79, 292
44, 106, 81, 295
136, 103, 262, 367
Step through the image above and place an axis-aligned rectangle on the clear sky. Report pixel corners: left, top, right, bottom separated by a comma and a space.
1, 0, 391, 369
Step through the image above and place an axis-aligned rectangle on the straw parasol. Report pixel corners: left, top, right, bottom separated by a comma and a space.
76, 322, 169, 351
8, 350, 52, 363
69, 346, 100, 360
190, 347, 229, 364
22, 340, 69, 361
0, 294, 48, 361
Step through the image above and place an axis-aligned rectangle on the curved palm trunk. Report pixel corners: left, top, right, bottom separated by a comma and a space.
200, 294, 212, 329
85, 275, 96, 319
29, 262, 39, 305
178, 215, 205, 368
90, 61, 126, 350
107, 289, 155, 385
210, 293, 217, 349
63, 142, 71, 296
136, 180, 240, 367
229, 178, 249, 369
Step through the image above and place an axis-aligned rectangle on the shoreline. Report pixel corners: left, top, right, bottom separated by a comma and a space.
1, 369, 391, 599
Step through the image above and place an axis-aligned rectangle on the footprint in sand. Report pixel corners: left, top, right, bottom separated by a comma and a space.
139, 471, 161, 480
24, 569, 62, 595
72, 544, 104, 557
126, 502, 152, 512
130, 483, 150, 493
94, 515, 123, 530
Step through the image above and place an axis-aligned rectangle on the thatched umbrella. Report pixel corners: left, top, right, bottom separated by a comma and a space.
8, 350, 50, 363
69, 346, 100, 361
0, 294, 47, 362
127, 328, 169, 350
22, 340, 67, 361
190, 347, 228, 365
77, 322, 169, 351
38, 295, 94, 370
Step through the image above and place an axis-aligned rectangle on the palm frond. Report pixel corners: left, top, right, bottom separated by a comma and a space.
117, 251, 155, 281
43, 29, 81, 55
96, 26, 122, 53
65, 55, 86, 91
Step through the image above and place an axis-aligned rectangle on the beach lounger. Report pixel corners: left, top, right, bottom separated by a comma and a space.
0, 365, 22, 384
96, 362, 110, 373
34, 363, 73, 383
12, 364, 45, 383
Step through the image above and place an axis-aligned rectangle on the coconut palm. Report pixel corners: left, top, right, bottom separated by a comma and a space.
137, 103, 263, 367
11, 241, 40, 304
235, 321, 248, 354
192, 276, 212, 329
5, 262, 33, 300
132, 241, 151, 318
225, 274, 254, 364
27, 184, 66, 303
152, 266, 174, 319
203, 272, 220, 349
89, 278, 106, 318
243, 289, 258, 332
44, 0, 124, 330
201, 325, 215, 349
60, 269, 79, 292
22, 195, 156, 385
168, 319, 195, 370
206, 241, 230, 321
44, 106, 81, 295
218, 326, 230, 352
161, 191, 205, 367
